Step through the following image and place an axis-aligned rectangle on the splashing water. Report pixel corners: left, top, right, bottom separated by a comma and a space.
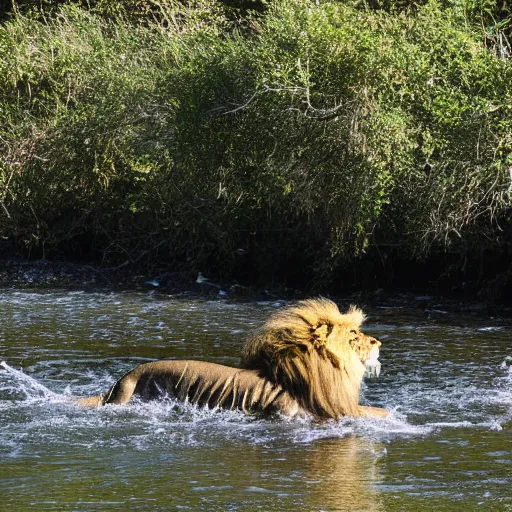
1, 360, 61, 402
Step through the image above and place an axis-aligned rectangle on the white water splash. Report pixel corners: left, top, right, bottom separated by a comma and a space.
0, 361, 60, 401
2, 355, 510, 445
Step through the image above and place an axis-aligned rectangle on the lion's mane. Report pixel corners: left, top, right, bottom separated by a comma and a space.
240, 298, 369, 419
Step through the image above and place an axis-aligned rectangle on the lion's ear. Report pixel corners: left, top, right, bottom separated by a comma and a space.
310, 323, 332, 348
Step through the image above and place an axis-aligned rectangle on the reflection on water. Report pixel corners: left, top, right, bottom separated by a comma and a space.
304, 437, 385, 512
0, 290, 511, 511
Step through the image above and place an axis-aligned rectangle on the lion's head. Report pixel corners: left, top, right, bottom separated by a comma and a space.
347, 324, 382, 377
240, 298, 382, 419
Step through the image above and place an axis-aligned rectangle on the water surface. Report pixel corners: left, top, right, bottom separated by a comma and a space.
1, 290, 511, 511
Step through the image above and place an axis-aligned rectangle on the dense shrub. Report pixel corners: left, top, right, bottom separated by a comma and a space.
0, 0, 511, 288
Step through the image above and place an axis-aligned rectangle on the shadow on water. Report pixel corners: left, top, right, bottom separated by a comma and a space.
0, 289, 511, 510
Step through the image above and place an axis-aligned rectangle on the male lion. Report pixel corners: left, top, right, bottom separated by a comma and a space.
76, 298, 388, 420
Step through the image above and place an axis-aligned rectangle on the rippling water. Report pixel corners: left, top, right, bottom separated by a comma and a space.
0, 290, 510, 511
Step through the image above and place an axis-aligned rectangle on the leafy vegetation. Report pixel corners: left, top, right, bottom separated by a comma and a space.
1, 0, 511, 292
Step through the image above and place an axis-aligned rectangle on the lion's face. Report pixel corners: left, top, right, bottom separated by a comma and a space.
324, 325, 381, 365
323, 325, 381, 372
347, 329, 381, 365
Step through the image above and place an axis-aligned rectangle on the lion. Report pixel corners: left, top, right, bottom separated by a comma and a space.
76, 298, 388, 420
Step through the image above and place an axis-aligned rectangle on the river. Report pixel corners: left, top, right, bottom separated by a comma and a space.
0, 290, 510, 511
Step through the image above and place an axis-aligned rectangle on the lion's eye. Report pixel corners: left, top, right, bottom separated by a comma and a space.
350, 329, 357, 334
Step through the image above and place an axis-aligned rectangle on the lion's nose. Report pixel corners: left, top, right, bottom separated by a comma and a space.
370, 338, 381, 348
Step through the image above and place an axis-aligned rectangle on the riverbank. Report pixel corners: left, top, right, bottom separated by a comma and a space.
1, 258, 511, 321
0, 258, 282, 298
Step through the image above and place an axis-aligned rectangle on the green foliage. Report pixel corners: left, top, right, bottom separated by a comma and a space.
0, 5, 172, 257
0, 0, 511, 287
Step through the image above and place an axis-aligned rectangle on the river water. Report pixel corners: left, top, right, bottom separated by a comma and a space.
0, 290, 510, 511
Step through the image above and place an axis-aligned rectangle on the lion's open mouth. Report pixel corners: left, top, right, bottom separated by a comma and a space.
364, 346, 381, 378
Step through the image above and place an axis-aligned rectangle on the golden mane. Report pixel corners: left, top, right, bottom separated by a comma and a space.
240, 298, 370, 419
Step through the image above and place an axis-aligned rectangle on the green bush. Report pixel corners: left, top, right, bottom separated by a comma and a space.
159, 0, 512, 278
0, 0, 511, 287
0, 6, 171, 258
